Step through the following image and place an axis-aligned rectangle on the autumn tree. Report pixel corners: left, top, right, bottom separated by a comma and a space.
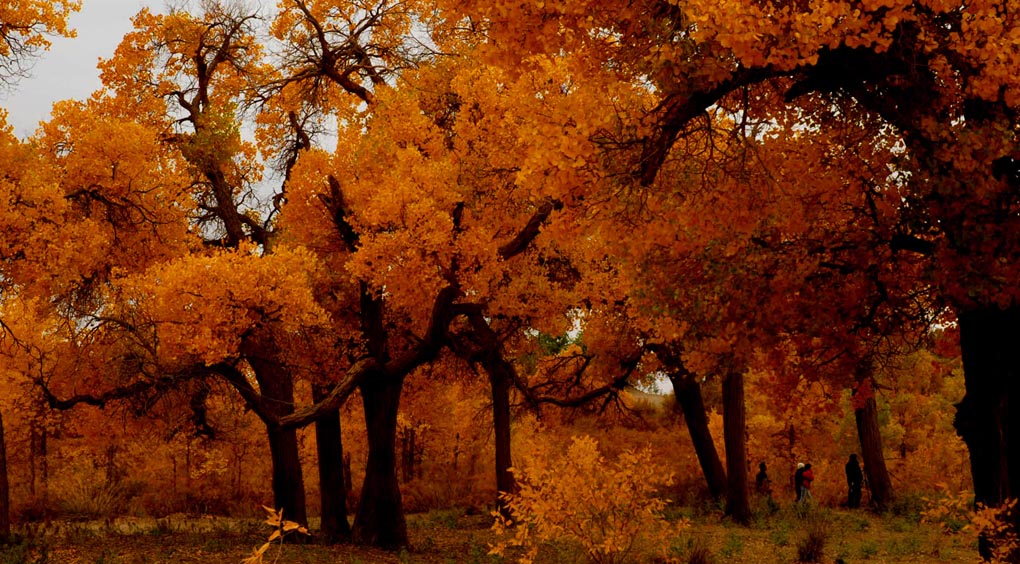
0, 0, 79, 536
0, 0, 79, 84
434, 0, 1020, 541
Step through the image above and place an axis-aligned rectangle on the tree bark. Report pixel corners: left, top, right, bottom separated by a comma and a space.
853, 372, 894, 511
244, 336, 308, 526
722, 370, 750, 524
954, 305, 1020, 560
670, 372, 727, 501
352, 375, 407, 549
313, 384, 351, 543
0, 411, 10, 541
487, 354, 517, 518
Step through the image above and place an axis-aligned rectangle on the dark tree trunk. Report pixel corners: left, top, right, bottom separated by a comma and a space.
460, 312, 518, 516
0, 412, 10, 541
722, 370, 751, 524
954, 305, 1020, 560
352, 375, 407, 549
487, 355, 517, 518
852, 372, 894, 511
313, 384, 350, 543
670, 372, 727, 501
245, 337, 308, 526
265, 425, 307, 525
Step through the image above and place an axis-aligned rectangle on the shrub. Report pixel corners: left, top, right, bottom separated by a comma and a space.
489, 435, 684, 564
241, 506, 309, 564
662, 535, 712, 564
969, 499, 1019, 563
889, 492, 927, 522
59, 478, 130, 519
795, 522, 828, 563
921, 486, 972, 534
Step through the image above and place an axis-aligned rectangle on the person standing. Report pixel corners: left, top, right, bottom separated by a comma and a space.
800, 463, 815, 503
846, 454, 864, 508
794, 463, 805, 502
756, 461, 772, 497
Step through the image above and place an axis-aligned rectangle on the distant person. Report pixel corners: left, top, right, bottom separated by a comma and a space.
794, 462, 805, 502
800, 463, 815, 503
846, 454, 864, 508
756, 461, 772, 496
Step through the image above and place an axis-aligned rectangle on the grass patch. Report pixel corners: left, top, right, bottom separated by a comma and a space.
858, 539, 880, 559
6, 503, 983, 563
666, 535, 714, 564
720, 531, 744, 558
769, 520, 791, 547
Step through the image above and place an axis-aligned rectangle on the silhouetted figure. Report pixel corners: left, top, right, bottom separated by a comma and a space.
846, 454, 864, 509
756, 461, 772, 497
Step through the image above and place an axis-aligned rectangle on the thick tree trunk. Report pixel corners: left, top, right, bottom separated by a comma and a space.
853, 374, 894, 511
313, 384, 351, 543
954, 305, 1020, 560
265, 425, 307, 525
487, 356, 517, 518
352, 375, 407, 549
670, 372, 727, 500
722, 370, 751, 524
0, 412, 10, 541
245, 337, 308, 526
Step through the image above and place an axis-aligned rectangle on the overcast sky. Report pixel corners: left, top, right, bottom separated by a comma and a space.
1, 0, 162, 138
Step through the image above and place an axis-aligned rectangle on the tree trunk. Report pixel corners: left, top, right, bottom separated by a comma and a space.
245, 337, 308, 526
954, 305, 1020, 560
266, 426, 307, 525
313, 384, 351, 543
462, 312, 518, 516
0, 412, 10, 541
352, 375, 407, 549
670, 372, 727, 501
487, 355, 517, 518
722, 370, 750, 524
853, 372, 894, 511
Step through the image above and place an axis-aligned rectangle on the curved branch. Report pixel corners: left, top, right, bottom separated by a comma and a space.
498, 198, 563, 260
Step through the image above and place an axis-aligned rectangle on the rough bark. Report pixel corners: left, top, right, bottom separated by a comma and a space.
352, 375, 407, 549
853, 372, 894, 511
722, 370, 751, 524
954, 305, 1020, 560
670, 372, 727, 501
313, 384, 351, 543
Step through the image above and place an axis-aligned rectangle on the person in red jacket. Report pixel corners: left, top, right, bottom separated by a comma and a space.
800, 463, 815, 503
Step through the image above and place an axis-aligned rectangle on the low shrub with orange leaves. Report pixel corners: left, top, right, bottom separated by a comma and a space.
489, 435, 685, 564
970, 499, 1019, 564
923, 486, 1019, 563
241, 506, 309, 564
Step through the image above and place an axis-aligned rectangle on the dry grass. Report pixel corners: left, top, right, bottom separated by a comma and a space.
0, 506, 977, 563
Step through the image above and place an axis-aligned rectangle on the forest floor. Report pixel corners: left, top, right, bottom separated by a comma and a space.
0, 502, 977, 564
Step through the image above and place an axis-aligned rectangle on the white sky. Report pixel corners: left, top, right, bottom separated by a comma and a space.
0, 0, 163, 138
